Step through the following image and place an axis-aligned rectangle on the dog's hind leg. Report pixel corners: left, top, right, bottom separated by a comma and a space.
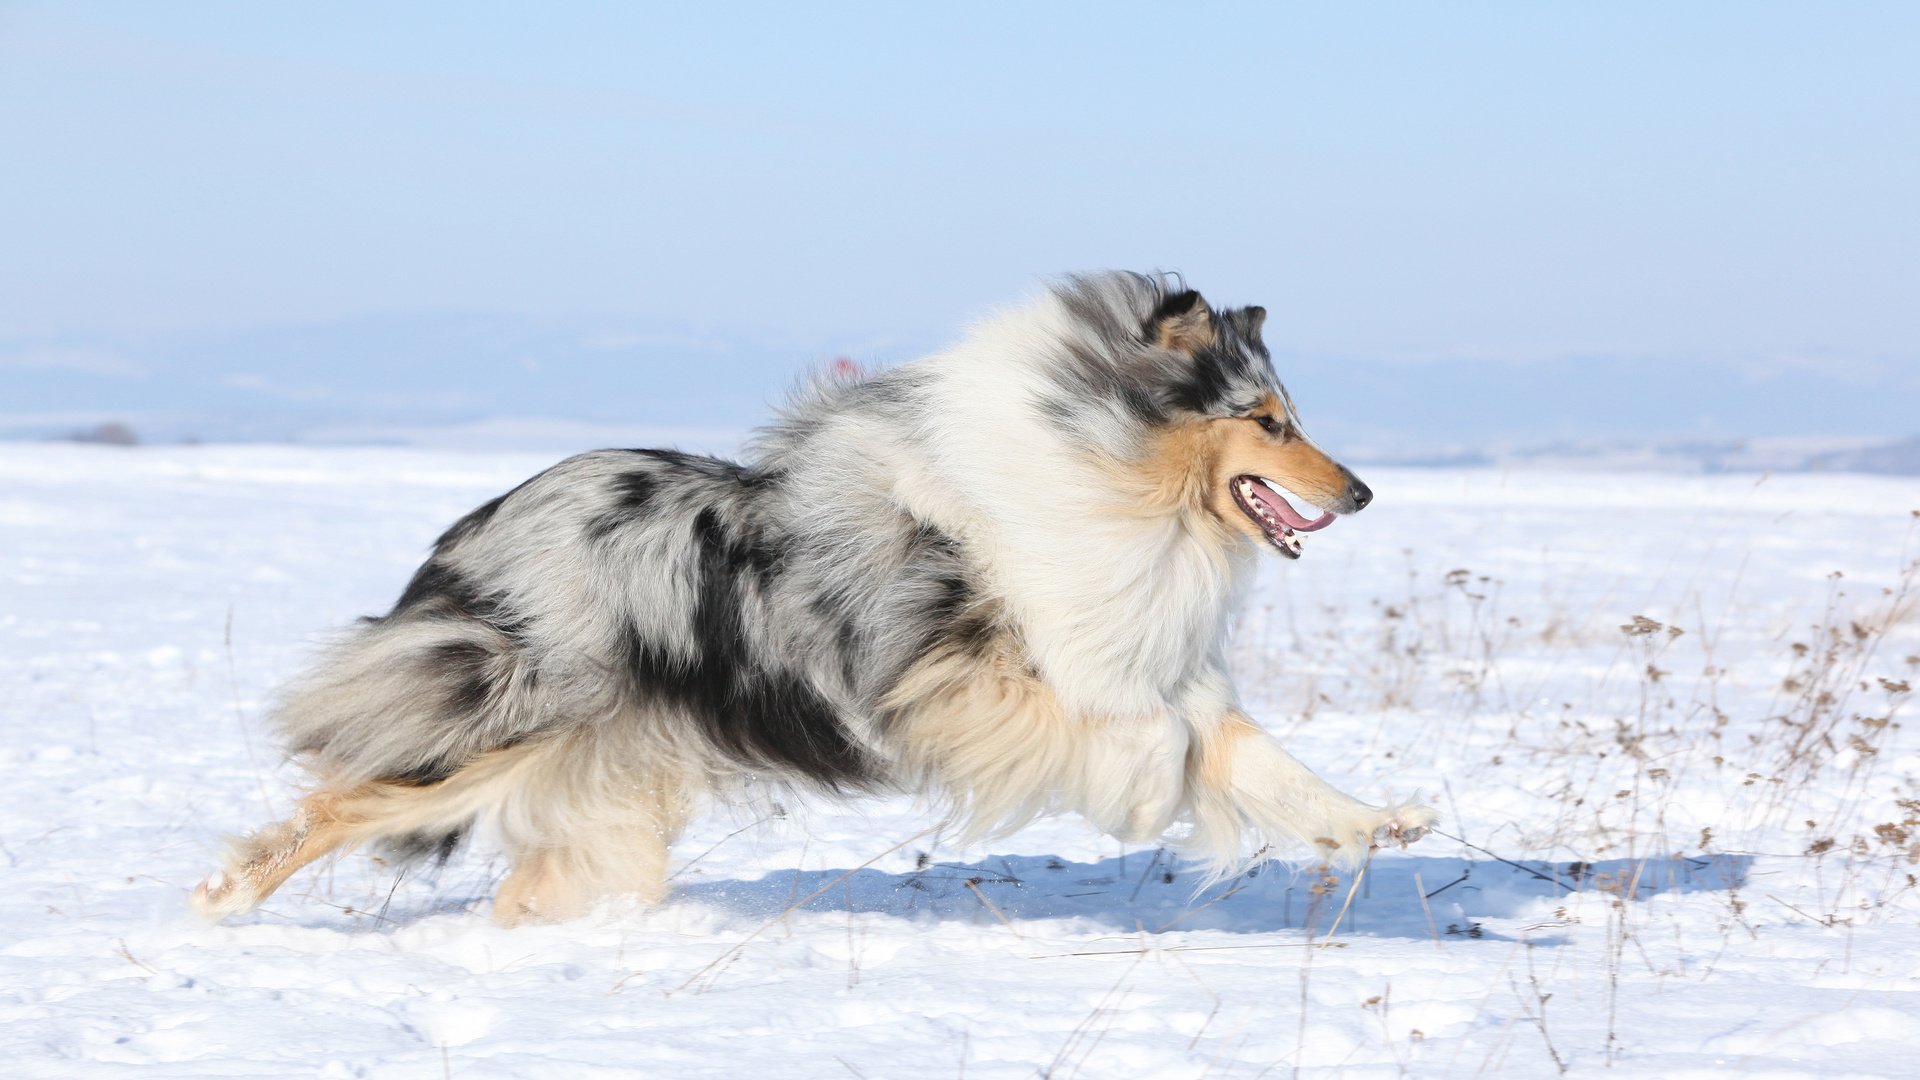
491, 817, 675, 927
1183, 710, 1437, 876
490, 753, 693, 926
189, 786, 383, 921
189, 743, 548, 922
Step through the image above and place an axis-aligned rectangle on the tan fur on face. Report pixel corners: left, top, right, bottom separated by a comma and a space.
1128, 420, 1230, 515
1125, 392, 1352, 542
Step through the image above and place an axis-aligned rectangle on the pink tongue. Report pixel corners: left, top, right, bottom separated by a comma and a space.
1254, 482, 1335, 532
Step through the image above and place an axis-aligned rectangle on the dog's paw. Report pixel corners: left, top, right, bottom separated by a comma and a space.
188, 870, 256, 922
1373, 804, 1439, 849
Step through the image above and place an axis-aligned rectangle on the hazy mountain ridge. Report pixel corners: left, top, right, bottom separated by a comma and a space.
1363, 433, 1920, 476
11, 414, 1919, 477
5, 310, 1914, 473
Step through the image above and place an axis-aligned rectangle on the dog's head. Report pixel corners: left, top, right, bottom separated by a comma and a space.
1046, 273, 1371, 560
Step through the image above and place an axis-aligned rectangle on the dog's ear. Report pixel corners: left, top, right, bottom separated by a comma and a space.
1237, 305, 1267, 340
1149, 290, 1214, 354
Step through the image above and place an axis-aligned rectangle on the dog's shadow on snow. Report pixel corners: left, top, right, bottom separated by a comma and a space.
675, 849, 1753, 941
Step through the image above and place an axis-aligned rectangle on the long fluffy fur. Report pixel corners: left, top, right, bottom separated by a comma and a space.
192, 271, 1435, 925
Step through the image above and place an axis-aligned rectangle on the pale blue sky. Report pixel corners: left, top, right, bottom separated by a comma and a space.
2, 2, 1916, 446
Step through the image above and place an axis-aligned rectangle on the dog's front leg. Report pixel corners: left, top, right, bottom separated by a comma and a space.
1183, 709, 1435, 872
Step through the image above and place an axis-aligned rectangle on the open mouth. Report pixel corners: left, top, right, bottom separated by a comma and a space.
1229, 475, 1334, 559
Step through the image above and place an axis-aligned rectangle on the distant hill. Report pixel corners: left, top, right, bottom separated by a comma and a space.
3, 310, 1914, 474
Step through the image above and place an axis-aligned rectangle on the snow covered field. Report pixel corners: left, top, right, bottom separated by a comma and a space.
3, 442, 1916, 1078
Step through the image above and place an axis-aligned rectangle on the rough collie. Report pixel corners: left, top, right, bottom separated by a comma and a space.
191, 272, 1436, 925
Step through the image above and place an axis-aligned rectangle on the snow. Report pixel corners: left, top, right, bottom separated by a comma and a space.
2, 442, 1917, 1078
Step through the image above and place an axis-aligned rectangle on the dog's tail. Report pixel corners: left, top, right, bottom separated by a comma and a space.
193, 599, 570, 921
273, 605, 553, 792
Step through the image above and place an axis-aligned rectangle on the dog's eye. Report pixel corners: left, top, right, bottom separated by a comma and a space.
1251, 415, 1283, 436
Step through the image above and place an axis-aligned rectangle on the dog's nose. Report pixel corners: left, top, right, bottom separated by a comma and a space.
1347, 478, 1373, 511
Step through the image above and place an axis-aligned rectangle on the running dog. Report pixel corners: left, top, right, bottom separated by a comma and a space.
191, 272, 1436, 925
